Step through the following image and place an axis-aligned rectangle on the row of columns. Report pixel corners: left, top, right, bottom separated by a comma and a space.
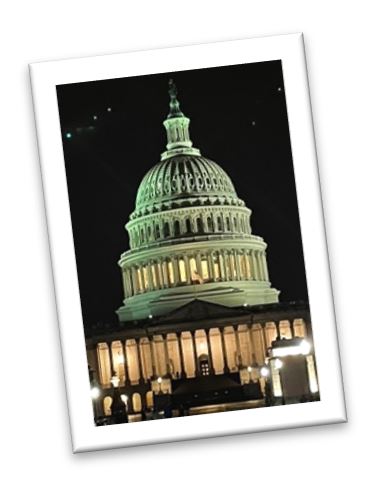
129, 211, 251, 248
96, 319, 307, 387
122, 249, 269, 297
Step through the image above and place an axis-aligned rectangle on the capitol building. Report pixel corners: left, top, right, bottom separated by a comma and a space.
86, 81, 319, 423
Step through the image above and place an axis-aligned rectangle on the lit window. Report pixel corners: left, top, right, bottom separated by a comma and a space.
201, 258, 209, 280
168, 261, 175, 285
190, 257, 197, 282
179, 259, 187, 283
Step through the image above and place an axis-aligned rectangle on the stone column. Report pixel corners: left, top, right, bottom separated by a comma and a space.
222, 250, 229, 280
125, 339, 140, 385
156, 261, 163, 289
131, 266, 138, 293
184, 255, 191, 285
180, 331, 196, 379
121, 269, 128, 297
161, 260, 168, 288
127, 269, 134, 296
209, 251, 217, 281
259, 251, 265, 281
234, 250, 242, 280
252, 251, 261, 280
196, 252, 202, 279
247, 250, 254, 280
146, 263, 153, 291
219, 328, 228, 373
262, 252, 269, 281
172, 256, 180, 285
207, 253, 214, 282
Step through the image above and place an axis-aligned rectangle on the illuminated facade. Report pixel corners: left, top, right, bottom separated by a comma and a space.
86, 82, 319, 421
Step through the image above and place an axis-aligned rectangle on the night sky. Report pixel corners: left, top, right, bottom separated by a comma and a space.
56, 60, 309, 331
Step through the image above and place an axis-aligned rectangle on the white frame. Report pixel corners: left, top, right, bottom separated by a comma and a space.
30, 33, 346, 453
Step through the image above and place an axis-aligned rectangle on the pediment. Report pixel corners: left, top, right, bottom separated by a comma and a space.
159, 299, 239, 323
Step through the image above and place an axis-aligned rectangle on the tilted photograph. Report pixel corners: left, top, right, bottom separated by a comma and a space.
56, 60, 319, 426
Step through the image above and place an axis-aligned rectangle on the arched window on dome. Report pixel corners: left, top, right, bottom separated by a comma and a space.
147, 225, 152, 240
140, 228, 145, 244
233, 216, 237, 231
196, 217, 204, 233
207, 216, 213, 232
174, 220, 180, 237
226, 216, 231, 231
185, 218, 192, 234
217, 216, 222, 232
155, 223, 160, 239
163, 222, 170, 238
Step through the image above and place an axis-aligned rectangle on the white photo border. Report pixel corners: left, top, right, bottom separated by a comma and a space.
30, 33, 346, 453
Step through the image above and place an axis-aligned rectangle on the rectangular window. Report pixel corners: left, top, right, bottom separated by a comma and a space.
179, 259, 187, 283
190, 257, 197, 282
201, 258, 209, 280
168, 260, 175, 285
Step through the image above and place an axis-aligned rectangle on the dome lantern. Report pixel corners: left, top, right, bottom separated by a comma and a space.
161, 79, 201, 160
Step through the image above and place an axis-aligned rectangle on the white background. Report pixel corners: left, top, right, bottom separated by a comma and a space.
1, 0, 379, 489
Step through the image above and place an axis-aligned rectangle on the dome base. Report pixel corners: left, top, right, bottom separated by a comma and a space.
117, 281, 280, 322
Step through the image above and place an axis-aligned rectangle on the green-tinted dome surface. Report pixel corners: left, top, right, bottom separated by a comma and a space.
135, 154, 238, 211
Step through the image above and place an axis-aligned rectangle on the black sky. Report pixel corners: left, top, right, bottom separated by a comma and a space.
56, 60, 309, 331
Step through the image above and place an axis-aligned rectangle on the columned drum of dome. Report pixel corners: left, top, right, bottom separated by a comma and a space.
117, 81, 279, 322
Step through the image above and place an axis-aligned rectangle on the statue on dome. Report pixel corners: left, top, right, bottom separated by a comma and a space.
168, 79, 178, 99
